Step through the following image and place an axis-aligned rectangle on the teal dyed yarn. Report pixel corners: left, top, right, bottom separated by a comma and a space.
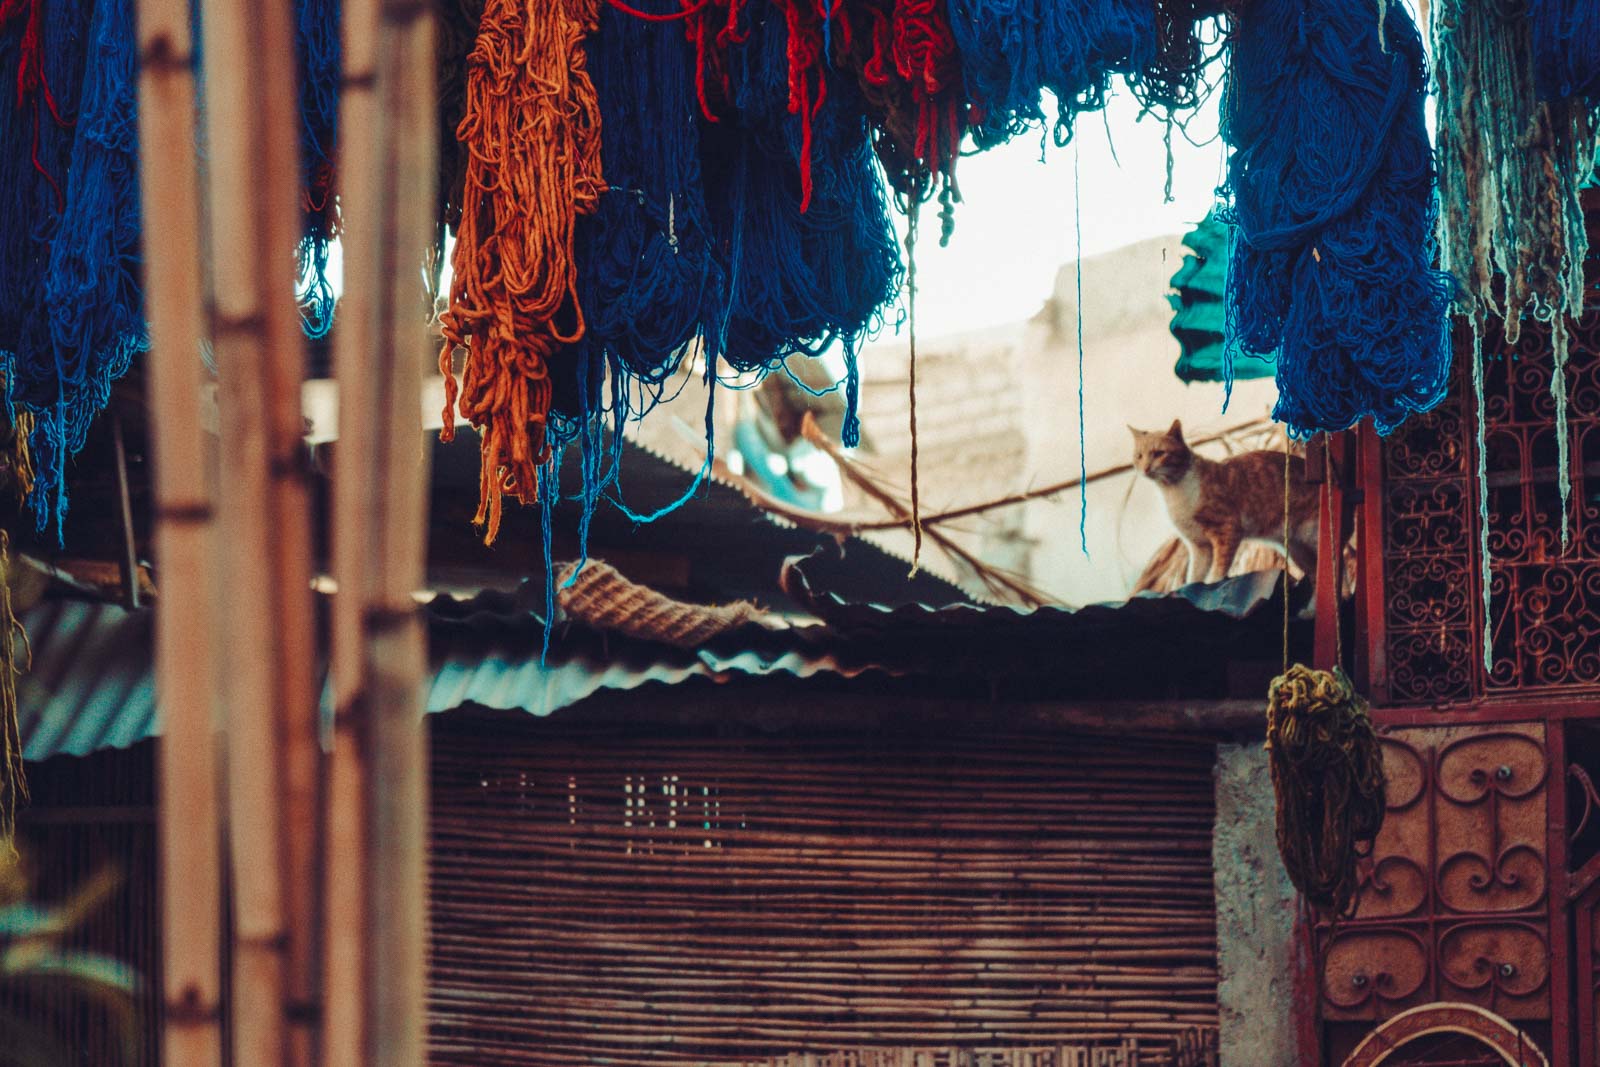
296, 0, 340, 337
1221, 0, 1453, 439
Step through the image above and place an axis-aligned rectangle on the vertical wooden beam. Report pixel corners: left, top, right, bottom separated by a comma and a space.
197, 0, 310, 1063
133, 0, 224, 1061
324, 0, 381, 1057
366, 5, 437, 1063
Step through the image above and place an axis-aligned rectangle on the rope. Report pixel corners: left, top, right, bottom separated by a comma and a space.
905, 200, 922, 571
1265, 663, 1386, 919
1470, 321, 1492, 676
0, 530, 26, 852
438, 0, 606, 545
1221, 0, 1452, 439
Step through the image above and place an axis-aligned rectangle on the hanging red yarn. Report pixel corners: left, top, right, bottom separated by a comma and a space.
0, 0, 70, 204
438, 0, 605, 544
834, 0, 969, 214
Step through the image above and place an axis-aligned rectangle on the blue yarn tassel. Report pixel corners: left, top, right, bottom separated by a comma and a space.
1529, 0, 1600, 102
39, 0, 147, 538
296, 0, 340, 337
1221, 0, 1453, 438
947, 0, 1157, 148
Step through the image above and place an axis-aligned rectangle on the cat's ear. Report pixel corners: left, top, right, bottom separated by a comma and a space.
1127, 424, 1142, 437
1167, 418, 1185, 441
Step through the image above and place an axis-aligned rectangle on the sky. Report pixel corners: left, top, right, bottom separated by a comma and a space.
892, 87, 1231, 341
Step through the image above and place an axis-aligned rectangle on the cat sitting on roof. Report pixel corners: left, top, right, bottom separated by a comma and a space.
1129, 419, 1319, 587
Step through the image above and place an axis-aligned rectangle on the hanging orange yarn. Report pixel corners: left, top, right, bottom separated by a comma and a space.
438, 0, 605, 544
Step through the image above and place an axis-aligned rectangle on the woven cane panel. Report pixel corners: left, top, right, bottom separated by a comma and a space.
428, 721, 1219, 1067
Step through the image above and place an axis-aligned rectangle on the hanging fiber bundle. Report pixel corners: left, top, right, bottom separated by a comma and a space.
433, 0, 486, 279
1222, 0, 1453, 438
36, 0, 145, 538
295, 0, 341, 337
1528, 0, 1600, 102
0, 530, 23, 848
0, 0, 98, 537
706, 2, 902, 444
438, 0, 605, 545
1265, 664, 1387, 918
834, 0, 969, 217
945, 0, 1157, 149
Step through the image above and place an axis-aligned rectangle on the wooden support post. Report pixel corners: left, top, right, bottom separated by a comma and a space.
197, 0, 315, 1063
327, 0, 438, 1063
324, 0, 380, 1057
133, 0, 224, 1061
366, 6, 437, 1063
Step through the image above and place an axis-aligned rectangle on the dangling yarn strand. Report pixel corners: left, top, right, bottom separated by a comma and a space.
905, 199, 922, 570
438, 0, 605, 545
0, 529, 25, 851
1434, 0, 1595, 548
1221, 0, 1452, 439
1470, 322, 1492, 676
295, 0, 341, 337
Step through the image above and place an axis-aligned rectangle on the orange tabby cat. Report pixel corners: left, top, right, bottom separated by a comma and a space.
1129, 419, 1320, 586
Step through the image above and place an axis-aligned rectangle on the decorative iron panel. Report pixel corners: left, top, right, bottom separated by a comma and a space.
1378, 222, 1600, 704
1319, 724, 1551, 1030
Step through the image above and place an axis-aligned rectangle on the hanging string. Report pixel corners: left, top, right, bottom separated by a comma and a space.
438, 0, 606, 545
0, 529, 25, 851
1221, 0, 1452, 439
432, 0, 487, 288
1074, 141, 1087, 556
1470, 321, 1492, 676
1282, 437, 1290, 673
905, 200, 922, 570
1433, 0, 1594, 548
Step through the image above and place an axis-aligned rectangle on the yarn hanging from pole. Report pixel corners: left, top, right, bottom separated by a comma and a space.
1266, 663, 1387, 918
295, 0, 341, 338
1528, 0, 1600, 103
1433, 0, 1595, 554
945, 0, 1157, 149
1221, 0, 1453, 439
833, 0, 969, 227
438, 0, 606, 546
433, 0, 487, 285
0, 0, 97, 538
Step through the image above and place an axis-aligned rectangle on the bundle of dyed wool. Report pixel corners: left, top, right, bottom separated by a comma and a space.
833, 0, 969, 217
1265, 663, 1386, 918
433, 0, 486, 281
1529, 0, 1600, 102
1433, 0, 1597, 670
438, 0, 605, 545
707, 1, 902, 444
946, 0, 1158, 149
1221, 0, 1452, 438
296, 0, 341, 337
0, 0, 98, 537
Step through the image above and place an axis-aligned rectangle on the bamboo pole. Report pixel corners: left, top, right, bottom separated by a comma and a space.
133, 0, 223, 1061
323, 0, 382, 1053
367, 1, 437, 1064
196, 0, 307, 1063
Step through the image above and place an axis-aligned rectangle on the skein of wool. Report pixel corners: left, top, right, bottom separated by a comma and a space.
1529, 0, 1600, 102
296, 0, 341, 337
37, 0, 145, 537
946, 0, 1157, 149
438, 0, 605, 545
1221, 0, 1452, 438
1265, 664, 1386, 918
432, 0, 486, 283
707, 2, 902, 445
0, 0, 95, 537
834, 0, 969, 219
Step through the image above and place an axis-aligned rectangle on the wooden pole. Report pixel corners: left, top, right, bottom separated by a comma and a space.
324, 0, 381, 1057
133, 0, 224, 1061
366, 4, 437, 1063
196, 0, 309, 1063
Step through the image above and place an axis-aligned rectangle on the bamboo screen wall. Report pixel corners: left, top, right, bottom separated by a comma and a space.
429, 719, 1221, 1066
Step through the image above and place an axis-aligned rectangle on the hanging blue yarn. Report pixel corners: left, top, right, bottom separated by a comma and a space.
296, 0, 340, 337
37, 0, 146, 537
1529, 0, 1600, 102
705, 2, 902, 446
1221, 0, 1453, 438
0, 0, 97, 537
946, 0, 1157, 148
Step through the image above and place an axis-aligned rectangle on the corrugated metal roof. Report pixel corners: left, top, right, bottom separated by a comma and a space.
19, 567, 1300, 763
